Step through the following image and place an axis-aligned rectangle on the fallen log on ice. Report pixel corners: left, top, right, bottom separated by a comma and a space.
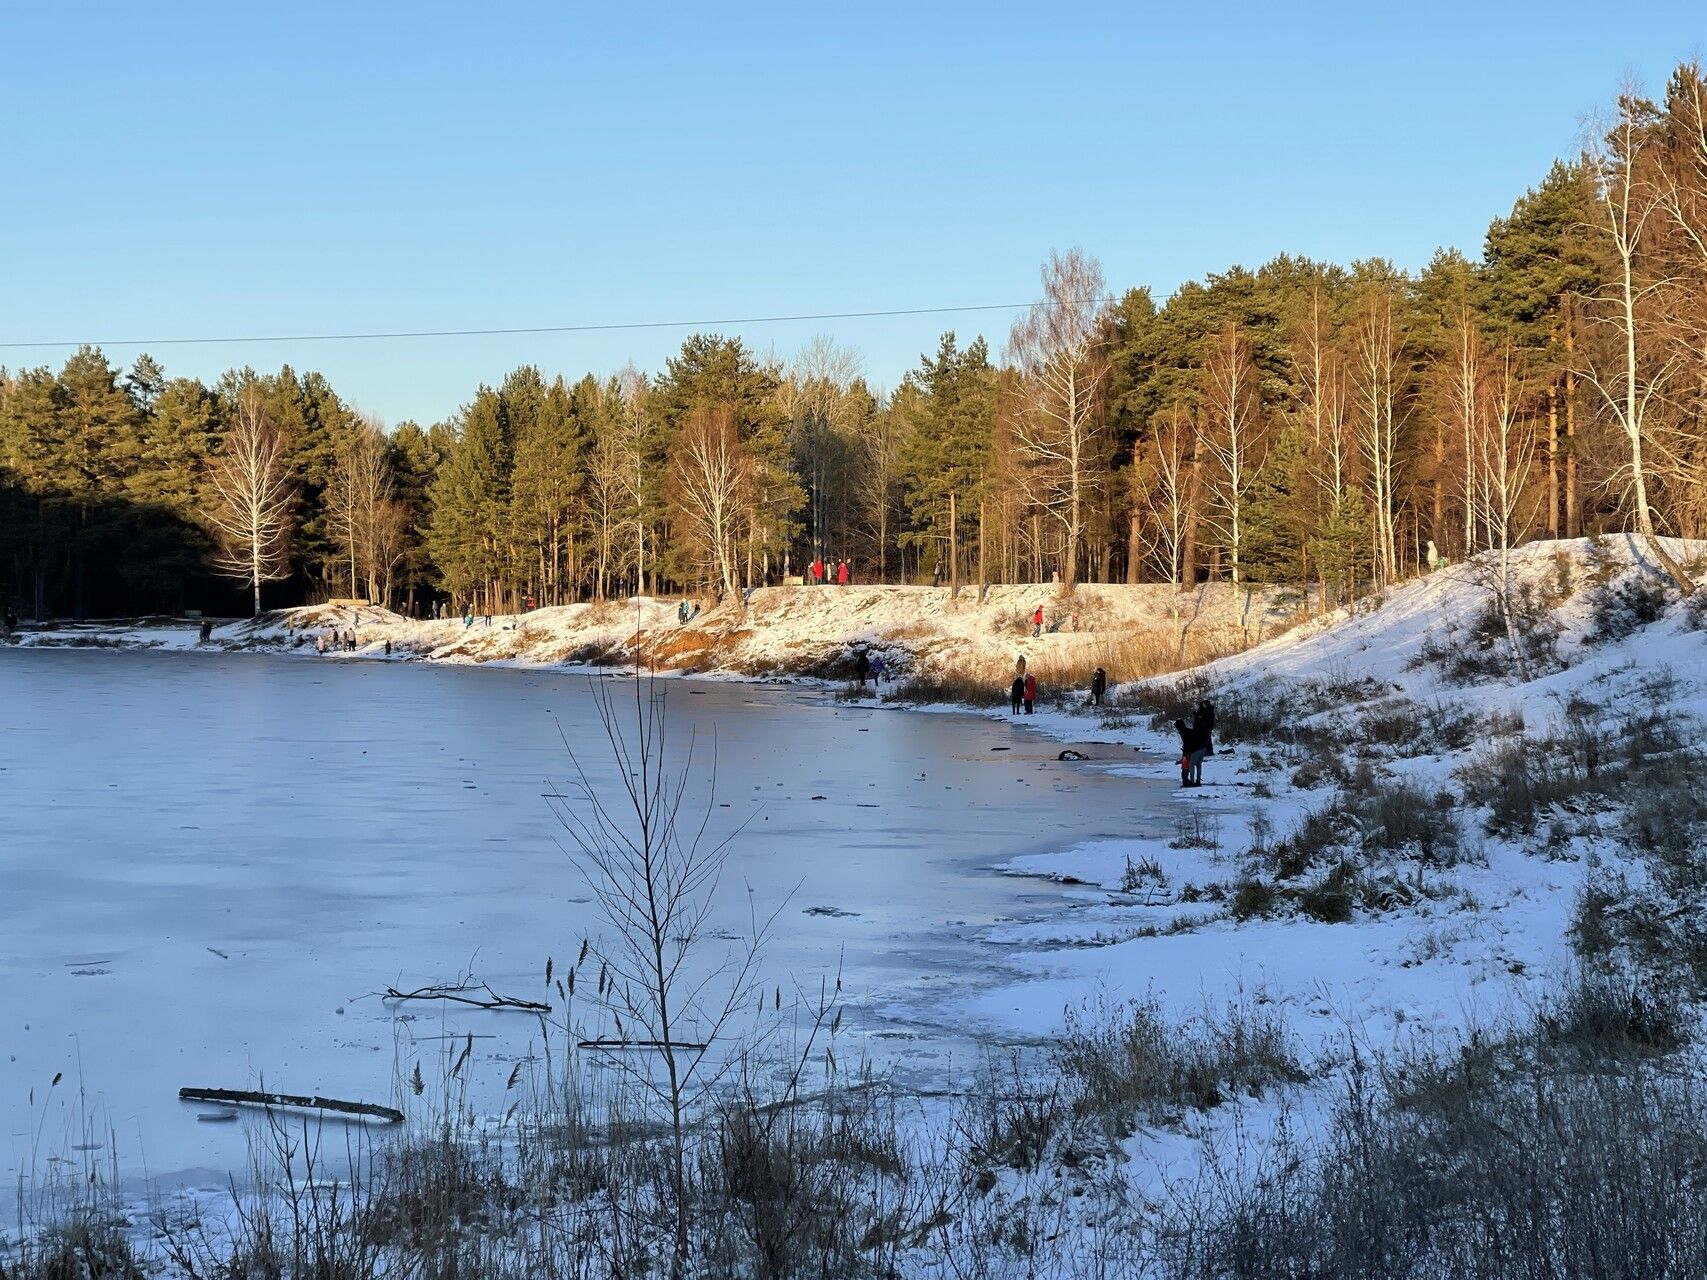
383, 981, 550, 1013
178, 1086, 403, 1124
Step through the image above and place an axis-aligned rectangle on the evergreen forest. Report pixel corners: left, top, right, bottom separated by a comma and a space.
8, 67, 1707, 618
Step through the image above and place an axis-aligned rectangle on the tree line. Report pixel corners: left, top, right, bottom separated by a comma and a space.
8, 63, 1707, 619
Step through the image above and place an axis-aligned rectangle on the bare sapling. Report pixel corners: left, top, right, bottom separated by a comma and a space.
549, 672, 780, 1270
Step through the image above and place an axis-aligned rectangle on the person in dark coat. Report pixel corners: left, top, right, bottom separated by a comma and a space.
1023, 672, 1037, 715
1010, 674, 1025, 715
1180, 700, 1215, 785
1090, 666, 1107, 706
855, 650, 871, 687
1174, 717, 1201, 787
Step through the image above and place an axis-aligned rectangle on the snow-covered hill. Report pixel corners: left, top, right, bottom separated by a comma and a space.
963, 534, 1707, 1051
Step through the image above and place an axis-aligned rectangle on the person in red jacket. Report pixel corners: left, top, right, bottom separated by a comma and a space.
1023, 672, 1037, 714
1032, 605, 1045, 637
837, 560, 849, 585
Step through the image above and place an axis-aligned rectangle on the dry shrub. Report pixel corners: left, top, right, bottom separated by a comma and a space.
1153, 991, 1705, 1279
0, 1220, 145, 1280
1058, 996, 1306, 1136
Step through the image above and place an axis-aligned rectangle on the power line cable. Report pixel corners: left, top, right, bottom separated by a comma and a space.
0, 269, 1425, 355
0, 299, 1119, 353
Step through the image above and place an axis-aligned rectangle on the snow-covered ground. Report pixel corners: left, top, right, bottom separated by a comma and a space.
7, 534, 1706, 1268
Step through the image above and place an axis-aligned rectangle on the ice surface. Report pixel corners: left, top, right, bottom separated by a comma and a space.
0, 648, 1155, 1188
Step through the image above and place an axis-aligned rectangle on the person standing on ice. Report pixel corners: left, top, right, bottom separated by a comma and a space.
870, 652, 884, 687
1023, 672, 1037, 715
1173, 717, 1197, 786
1181, 700, 1215, 785
855, 649, 871, 686
1090, 666, 1106, 706
1032, 605, 1044, 637
1009, 673, 1025, 714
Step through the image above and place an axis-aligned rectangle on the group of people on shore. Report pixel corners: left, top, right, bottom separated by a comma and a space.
810, 558, 852, 586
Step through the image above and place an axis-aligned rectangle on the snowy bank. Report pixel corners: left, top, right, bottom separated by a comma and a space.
12, 580, 1307, 692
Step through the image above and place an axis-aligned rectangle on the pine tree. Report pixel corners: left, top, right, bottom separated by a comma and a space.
427, 388, 513, 609
1482, 161, 1599, 537
55, 347, 138, 616
1242, 424, 1310, 586
509, 370, 586, 604
387, 420, 444, 612
897, 332, 996, 587
1309, 489, 1375, 612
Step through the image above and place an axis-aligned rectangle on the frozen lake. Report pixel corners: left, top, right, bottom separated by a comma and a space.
1, 648, 1159, 1187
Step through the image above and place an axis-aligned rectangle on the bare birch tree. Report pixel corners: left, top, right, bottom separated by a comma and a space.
324, 415, 393, 602
586, 411, 629, 600
1133, 402, 1196, 644
617, 364, 652, 595
855, 394, 906, 580
1444, 306, 1485, 555
203, 392, 295, 616
784, 336, 864, 567
1200, 323, 1264, 588
1005, 249, 1111, 586
1467, 343, 1537, 677
667, 406, 749, 599
1581, 88, 1681, 546
1294, 285, 1352, 501
1352, 284, 1405, 584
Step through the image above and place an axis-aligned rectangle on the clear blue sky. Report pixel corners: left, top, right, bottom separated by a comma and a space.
1, 2, 1701, 426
